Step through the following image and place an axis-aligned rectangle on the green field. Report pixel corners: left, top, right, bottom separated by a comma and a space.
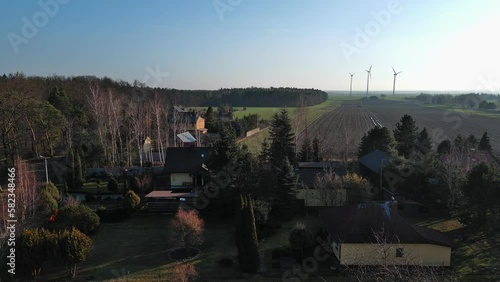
239, 96, 351, 155
418, 104, 500, 120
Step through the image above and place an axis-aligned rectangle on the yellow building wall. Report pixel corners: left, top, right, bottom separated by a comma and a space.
339, 243, 451, 266
196, 117, 205, 130
170, 173, 192, 187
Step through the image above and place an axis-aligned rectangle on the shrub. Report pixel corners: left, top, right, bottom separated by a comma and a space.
123, 190, 141, 214
170, 209, 204, 250
253, 200, 272, 227
19, 228, 57, 278
171, 262, 198, 282
107, 177, 119, 193
289, 222, 315, 261
41, 182, 60, 213
57, 227, 92, 278
51, 204, 100, 235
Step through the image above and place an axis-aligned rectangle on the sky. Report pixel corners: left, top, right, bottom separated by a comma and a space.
1, 0, 500, 91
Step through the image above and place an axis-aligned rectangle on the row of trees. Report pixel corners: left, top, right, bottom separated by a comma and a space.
413, 93, 499, 109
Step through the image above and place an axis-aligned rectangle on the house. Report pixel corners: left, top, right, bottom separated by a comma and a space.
162, 147, 212, 191
169, 106, 208, 147
319, 204, 456, 266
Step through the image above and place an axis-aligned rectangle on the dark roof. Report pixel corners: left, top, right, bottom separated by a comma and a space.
297, 162, 339, 169
163, 147, 212, 173
359, 150, 390, 174
319, 205, 456, 248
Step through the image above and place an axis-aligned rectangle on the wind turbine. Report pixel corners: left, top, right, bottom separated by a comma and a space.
349, 72, 355, 96
392, 67, 402, 96
365, 65, 372, 96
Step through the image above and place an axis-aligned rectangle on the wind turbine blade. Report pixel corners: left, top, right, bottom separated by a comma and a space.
369, 65, 372, 71
392, 67, 396, 74
397, 71, 402, 75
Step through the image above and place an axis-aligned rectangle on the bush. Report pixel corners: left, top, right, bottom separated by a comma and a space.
289, 222, 315, 261
51, 204, 100, 235
107, 177, 119, 193
41, 182, 60, 213
19, 228, 57, 278
170, 209, 204, 250
253, 200, 272, 227
57, 227, 92, 278
123, 190, 141, 214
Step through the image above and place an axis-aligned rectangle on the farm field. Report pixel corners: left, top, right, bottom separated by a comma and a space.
298, 97, 500, 159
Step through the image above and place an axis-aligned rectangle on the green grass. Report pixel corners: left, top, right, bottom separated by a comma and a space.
38, 212, 330, 281
239, 97, 343, 154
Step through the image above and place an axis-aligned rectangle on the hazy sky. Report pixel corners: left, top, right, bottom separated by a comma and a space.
2, 0, 500, 91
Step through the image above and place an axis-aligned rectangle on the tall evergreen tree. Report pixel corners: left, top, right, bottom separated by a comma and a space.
235, 195, 260, 273
276, 158, 299, 200
269, 109, 295, 168
479, 131, 492, 152
393, 114, 419, 158
415, 127, 433, 154
243, 195, 260, 273
312, 136, 321, 162
207, 124, 240, 171
299, 138, 313, 162
437, 139, 451, 154
74, 150, 85, 189
66, 149, 76, 190
48, 86, 71, 117
358, 126, 397, 157
258, 138, 271, 165
454, 134, 466, 152
466, 134, 479, 150
458, 162, 500, 226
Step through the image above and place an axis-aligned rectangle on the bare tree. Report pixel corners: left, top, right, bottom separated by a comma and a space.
87, 80, 108, 160
348, 227, 456, 282
437, 146, 469, 208
313, 169, 345, 206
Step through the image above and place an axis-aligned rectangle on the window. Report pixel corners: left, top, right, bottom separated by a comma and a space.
396, 248, 404, 258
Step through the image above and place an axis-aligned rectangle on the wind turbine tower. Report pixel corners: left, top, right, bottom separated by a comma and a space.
392, 67, 402, 96
349, 72, 355, 96
365, 65, 372, 96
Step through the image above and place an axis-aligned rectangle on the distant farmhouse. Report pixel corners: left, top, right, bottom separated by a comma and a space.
319, 204, 456, 266
170, 106, 207, 147
145, 147, 212, 212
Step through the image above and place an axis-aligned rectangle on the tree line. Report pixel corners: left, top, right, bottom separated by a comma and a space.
0, 74, 327, 169
358, 114, 499, 229
413, 93, 499, 110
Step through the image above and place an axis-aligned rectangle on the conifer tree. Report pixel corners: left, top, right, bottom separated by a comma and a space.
479, 131, 492, 152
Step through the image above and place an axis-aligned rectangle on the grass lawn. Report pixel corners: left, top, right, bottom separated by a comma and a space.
410, 215, 500, 281
38, 211, 337, 281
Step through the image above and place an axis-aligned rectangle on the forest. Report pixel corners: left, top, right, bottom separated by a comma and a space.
0, 73, 326, 170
